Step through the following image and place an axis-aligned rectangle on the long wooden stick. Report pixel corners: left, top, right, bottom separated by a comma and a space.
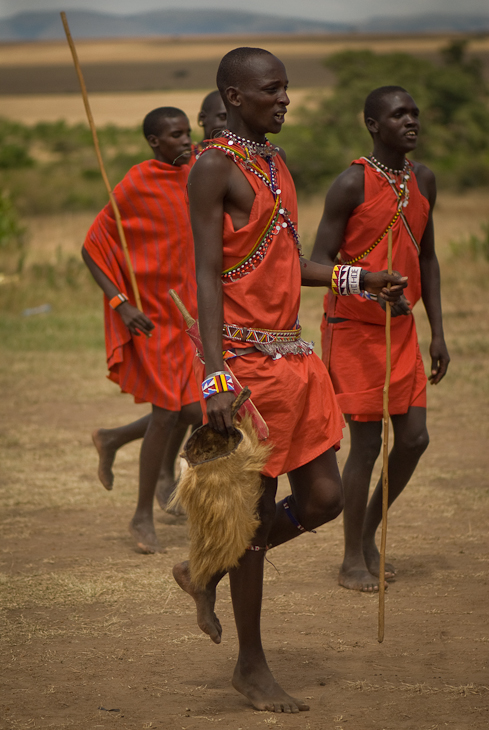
378, 228, 393, 643
60, 12, 143, 312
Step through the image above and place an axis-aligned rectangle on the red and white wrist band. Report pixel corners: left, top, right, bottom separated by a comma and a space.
109, 293, 128, 309
202, 371, 235, 400
331, 264, 366, 296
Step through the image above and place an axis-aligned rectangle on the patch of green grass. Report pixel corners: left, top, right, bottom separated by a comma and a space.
0, 308, 105, 351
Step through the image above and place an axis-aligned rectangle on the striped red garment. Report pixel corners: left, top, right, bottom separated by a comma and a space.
84, 159, 200, 410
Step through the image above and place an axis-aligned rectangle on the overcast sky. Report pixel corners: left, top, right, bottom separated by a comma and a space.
1, 0, 488, 23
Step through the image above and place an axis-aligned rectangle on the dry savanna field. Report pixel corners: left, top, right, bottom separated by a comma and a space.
1, 32, 489, 730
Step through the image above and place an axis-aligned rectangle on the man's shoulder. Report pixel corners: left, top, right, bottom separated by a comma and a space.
411, 160, 436, 184
330, 163, 365, 195
189, 146, 235, 183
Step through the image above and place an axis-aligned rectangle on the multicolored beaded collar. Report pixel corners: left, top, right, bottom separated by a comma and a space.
221, 129, 279, 158
199, 134, 302, 259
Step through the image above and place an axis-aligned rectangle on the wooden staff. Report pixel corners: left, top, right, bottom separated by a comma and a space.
378, 228, 393, 643
60, 12, 143, 312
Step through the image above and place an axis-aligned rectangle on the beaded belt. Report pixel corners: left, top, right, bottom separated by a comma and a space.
223, 322, 313, 358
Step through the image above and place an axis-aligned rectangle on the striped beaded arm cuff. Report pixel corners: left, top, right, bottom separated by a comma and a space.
202, 371, 235, 400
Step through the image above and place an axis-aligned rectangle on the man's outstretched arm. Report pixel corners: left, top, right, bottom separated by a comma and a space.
307, 168, 407, 300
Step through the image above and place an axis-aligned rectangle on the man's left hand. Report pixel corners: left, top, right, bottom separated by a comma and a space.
429, 336, 450, 384
378, 293, 412, 317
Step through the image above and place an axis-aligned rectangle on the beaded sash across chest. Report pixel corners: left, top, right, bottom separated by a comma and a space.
199, 131, 312, 359
342, 157, 420, 265
199, 130, 302, 283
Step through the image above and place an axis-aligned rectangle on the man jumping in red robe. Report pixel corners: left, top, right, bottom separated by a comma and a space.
311, 86, 450, 592
172, 49, 407, 714
83, 107, 201, 553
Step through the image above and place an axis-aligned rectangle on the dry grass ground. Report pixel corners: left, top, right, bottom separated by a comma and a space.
1, 190, 488, 729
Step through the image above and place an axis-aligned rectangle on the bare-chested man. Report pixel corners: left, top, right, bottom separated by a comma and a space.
172, 48, 407, 713
311, 86, 450, 591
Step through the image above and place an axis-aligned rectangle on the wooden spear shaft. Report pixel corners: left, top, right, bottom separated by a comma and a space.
378, 227, 393, 643
60, 12, 143, 312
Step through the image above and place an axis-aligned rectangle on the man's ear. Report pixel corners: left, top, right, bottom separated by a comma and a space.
225, 86, 241, 108
365, 117, 379, 135
197, 111, 205, 128
146, 134, 160, 149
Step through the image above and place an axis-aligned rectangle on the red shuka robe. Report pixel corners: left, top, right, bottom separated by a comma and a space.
84, 159, 200, 410
322, 158, 430, 420
198, 138, 344, 478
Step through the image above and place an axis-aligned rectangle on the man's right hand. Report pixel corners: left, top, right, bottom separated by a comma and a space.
205, 390, 236, 436
117, 302, 155, 337
364, 271, 408, 302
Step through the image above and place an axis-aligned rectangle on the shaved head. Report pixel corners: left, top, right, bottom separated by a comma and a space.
200, 90, 223, 114
142, 107, 187, 139
364, 86, 408, 124
216, 47, 275, 102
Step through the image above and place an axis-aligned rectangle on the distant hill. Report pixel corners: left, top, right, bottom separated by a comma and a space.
0, 10, 350, 41
357, 13, 489, 33
0, 9, 488, 42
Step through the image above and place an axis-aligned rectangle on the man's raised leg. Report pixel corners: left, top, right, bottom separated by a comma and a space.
362, 406, 429, 578
92, 415, 151, 489
268, 447, 344, 548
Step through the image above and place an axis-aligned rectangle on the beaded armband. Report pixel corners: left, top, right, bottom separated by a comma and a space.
331, 265, 365, 296
202, 371, 235, 400
109, 292, 128, 309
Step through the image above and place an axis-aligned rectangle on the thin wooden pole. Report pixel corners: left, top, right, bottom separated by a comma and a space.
378, 228, 393, 643
60, 12, 143, 312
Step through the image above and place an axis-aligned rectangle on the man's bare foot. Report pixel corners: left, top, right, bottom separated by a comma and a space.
91, 429, 118, 490
363, 543, 396, 580
338, 564, 381, 592
128, 516, 162, 554
172, 561, 222, 644
155, 474, 185, 516
232, 660, 309, 713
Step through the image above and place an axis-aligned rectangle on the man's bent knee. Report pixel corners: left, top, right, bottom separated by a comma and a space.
301, 483, 344, 530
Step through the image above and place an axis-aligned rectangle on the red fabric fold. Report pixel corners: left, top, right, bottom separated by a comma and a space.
84, 159, 200, 410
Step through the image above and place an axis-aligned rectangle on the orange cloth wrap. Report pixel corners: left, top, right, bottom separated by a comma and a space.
200, 139, 344, 477
322, 158, 429, 420
84, 160, 200, 410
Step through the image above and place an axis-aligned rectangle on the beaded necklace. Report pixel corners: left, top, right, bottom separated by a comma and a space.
203, 132, 302, 255
222, 129, 279, 158
369, 155, 409, 176
366, 156, 411, 209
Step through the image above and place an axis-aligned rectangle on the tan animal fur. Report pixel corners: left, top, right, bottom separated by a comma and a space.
169, 414, 271, 589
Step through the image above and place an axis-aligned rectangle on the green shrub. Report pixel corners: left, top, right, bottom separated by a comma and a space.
278, 40, 489, 193
0, 190, 26, 274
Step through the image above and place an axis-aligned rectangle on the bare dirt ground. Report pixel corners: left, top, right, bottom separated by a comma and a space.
1, 190, 489, 729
